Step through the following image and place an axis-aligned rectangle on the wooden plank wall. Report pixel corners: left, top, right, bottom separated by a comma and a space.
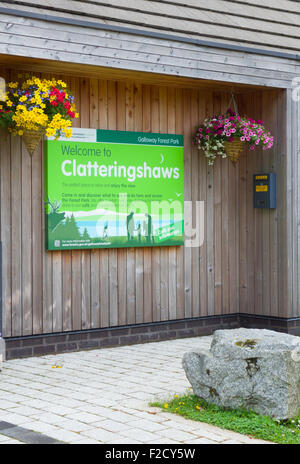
2, 0, 300, 54
0, 12, 299, 90
286, 88, 300, 318
0, 68, 288, 338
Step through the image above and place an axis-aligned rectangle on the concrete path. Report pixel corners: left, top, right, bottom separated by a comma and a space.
0, 336, 270, 444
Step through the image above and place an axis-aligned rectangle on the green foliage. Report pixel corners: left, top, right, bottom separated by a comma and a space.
48, 214, 81, 240
151, 394, 300, 444
82, 227, 90, 240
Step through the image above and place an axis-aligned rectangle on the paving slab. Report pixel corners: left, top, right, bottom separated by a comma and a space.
0, 336, 271, 444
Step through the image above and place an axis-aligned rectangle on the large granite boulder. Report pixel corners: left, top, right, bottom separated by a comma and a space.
182, 328, 300, 419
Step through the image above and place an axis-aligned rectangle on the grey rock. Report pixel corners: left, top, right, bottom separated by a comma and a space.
182, 328, 300, 419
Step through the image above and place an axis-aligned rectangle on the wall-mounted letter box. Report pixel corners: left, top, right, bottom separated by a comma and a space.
253, 173, 276, 209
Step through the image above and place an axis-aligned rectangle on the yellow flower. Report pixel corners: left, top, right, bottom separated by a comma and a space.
18, 130, 23, 136
57, 80, 67, 88
12, 105, 48, 131
196, 405, 201, 410
174, 394, 178, 398
19, 95, 27, 102
164, 403, 169, 409
63, 128, 72, 138
46, 127, 56, 137
6, 100, 13, 107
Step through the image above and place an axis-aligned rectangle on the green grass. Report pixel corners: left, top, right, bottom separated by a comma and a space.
151, 393, 300, 444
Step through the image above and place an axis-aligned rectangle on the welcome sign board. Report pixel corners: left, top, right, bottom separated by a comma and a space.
44, 128, 184, 250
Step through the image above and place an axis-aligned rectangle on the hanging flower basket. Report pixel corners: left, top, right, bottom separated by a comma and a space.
194, 108, 274, 166
22, 127, 45, 157
0, 75, 79, 156
224, 139, 244, 164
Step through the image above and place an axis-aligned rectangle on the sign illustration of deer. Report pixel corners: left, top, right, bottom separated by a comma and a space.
45, 196, 65, 232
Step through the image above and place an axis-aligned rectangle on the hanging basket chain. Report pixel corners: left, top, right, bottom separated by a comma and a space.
223, 92, 244, 164
227, 91, 239, 115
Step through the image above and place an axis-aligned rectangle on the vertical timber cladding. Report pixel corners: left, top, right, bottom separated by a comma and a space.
0, 69, 285, 338
44, 129, 184, 250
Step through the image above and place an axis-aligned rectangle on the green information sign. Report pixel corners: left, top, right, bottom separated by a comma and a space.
44, 129, 184, 250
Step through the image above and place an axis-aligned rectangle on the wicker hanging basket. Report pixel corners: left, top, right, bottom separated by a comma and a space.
224, 139, 244, 164
22, 127, 45, 156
